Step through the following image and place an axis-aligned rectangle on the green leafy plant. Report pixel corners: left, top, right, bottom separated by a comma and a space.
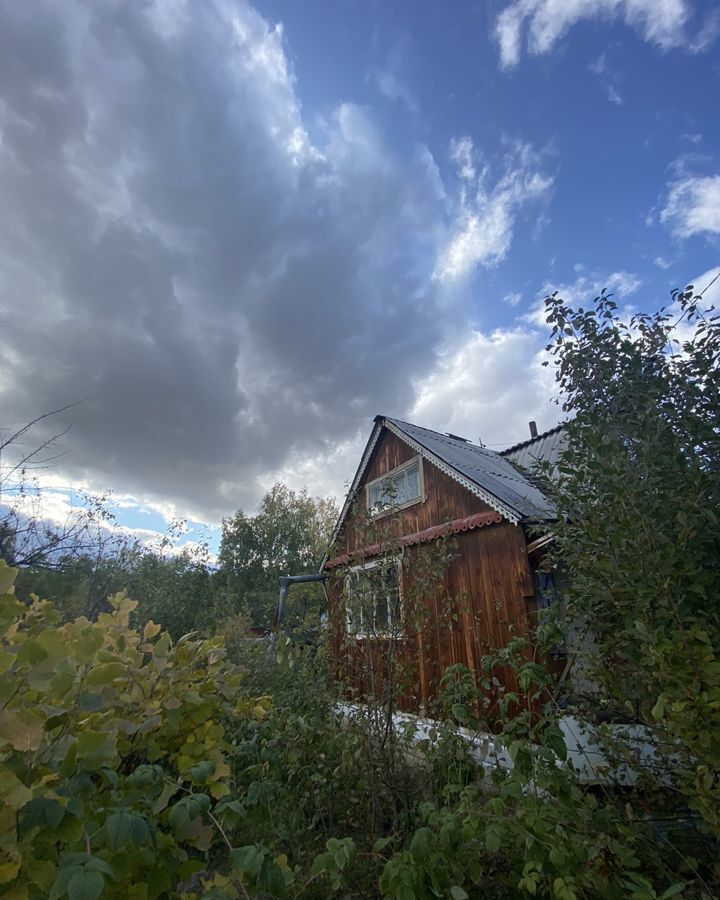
0, 560, 273, 899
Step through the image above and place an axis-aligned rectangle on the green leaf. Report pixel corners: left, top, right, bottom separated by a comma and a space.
373, 836, 393, 853
17, 638, 49, 665
86, 662, 125, 687
106, 810, 133, 848
76, 730, 108, 756
67, 869, 104, 900
651, 696, 665, 721
450, 888, 469, 900
543, 724, 567, 761
231, 845, 264, 877
409, 827, 432, 861
451, 703, 469, 722
129, 815, 150, 847
49, 866, 82, 900
485, 827, 501, 854
189, 760, 215, 785
659, 885, 687, 899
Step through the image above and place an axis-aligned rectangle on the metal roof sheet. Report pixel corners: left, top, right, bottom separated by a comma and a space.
500, 424, 567, 473
383, 416, 556, 521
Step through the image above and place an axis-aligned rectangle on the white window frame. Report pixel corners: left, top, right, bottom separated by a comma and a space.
345, 557, 403, 639
365, 456, 425, 518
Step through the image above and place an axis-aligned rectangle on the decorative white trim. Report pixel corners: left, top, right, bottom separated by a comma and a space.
383, 421, 520, 525
322, 422, 384, 569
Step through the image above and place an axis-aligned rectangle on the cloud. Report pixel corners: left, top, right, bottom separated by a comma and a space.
690, 266, 720, 305
588, 52, 607, 75
660, 173, 720, 237
367, 36, 418, 113
494, 0, 693, 69
606, 85, 623, 105
434, 138, 553, 282
0, 0, 547, 522
654, 256, 672, 269
504, 291, 523, 307
410, 327, 558, 449
525, 269, 642, 326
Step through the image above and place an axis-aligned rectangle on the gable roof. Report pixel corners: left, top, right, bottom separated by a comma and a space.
325, 415, 556, 563
383, 417, 556, 522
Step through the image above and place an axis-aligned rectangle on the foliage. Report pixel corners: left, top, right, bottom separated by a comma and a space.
539, 285, 720, 842
0, 405, 123, 571
227, 639, 391, 897
218, 484, 337, 627
14, 544, 219, 641
0, 560, 278, 900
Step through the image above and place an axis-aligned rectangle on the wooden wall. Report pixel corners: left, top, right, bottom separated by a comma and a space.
327, 428, 538, 718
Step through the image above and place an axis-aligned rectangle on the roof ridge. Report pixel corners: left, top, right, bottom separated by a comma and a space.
383, 416, 494, 453
499, 422, 566, 456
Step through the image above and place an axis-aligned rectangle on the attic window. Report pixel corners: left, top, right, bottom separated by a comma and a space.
366, 457, 423, 515
345, 558, 401, 637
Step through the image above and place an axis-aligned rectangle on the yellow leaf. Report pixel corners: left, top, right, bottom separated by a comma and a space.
214, 760, 230, 780
0, 560, 18, 595
0, 848, 21, 885
143, 621, 161, 639
0, 709, 44, 752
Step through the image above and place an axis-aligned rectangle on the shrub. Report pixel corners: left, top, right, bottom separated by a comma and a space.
0, 560, 277, 899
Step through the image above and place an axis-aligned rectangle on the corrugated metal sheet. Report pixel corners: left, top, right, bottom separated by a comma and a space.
383, 417, 556, 521
500, 425, 567, 473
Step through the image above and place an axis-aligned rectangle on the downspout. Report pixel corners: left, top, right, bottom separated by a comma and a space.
268, 573, 327, 653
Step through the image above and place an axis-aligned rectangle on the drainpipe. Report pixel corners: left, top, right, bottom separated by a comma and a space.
268, 573, 326, 652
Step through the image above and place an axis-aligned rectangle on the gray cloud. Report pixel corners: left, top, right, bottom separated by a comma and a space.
0, 0, 548, 520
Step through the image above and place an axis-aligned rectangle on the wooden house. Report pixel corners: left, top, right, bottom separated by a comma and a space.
321, 415, 564, 715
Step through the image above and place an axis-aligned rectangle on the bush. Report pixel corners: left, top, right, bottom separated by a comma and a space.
0, 561, 277, 899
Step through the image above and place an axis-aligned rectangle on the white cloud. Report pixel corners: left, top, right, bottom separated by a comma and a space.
434, 138, 553, 282
504, 291, 523, 307
410, 327, 558, 449
607, 85, 623, 105
660, 173, 720, 237
526, 269, 642, 325
588, 52, 607, 74
367, 34, 418, 113
654, 255, 672, 269
495, 0, 692, 69
690, 266, 720, 305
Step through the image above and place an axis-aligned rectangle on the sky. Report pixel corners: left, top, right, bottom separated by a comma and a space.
0, 0, 718, 553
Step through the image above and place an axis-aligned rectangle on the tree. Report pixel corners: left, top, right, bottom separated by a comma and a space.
0, 404, 118, 570
218, 483, 338, 626
540, 281, 720, 843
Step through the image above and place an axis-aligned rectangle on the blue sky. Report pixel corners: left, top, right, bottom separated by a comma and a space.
258, 0, 719, 322
0, 0, 718, 556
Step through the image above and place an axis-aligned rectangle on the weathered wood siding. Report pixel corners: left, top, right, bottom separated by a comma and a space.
327, 428, 538, 717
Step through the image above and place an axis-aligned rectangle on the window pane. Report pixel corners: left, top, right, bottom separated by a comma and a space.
346, 561, 401, 636
406, 463, 420, 500
375, 594, 389, 630
393, 471, 407, 505
384, 475, 395, 505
